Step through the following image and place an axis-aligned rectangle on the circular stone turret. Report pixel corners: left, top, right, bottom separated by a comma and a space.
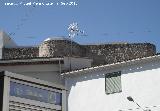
39, 37, 86, 57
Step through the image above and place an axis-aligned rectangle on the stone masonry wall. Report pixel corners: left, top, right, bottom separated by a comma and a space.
2, 38, 156, 66
84, 43, 156, 66
39, 40, 86, 57
3, 47, 39, 59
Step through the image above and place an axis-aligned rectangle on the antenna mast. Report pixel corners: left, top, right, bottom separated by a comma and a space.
67, 22, 85, 71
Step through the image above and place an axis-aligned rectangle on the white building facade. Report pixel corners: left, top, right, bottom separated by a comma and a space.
64, 55, 160, 111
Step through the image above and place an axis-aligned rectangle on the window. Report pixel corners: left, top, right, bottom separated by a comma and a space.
105, 71, 122, 94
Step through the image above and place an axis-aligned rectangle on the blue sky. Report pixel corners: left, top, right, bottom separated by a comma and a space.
0, 0, 160, 52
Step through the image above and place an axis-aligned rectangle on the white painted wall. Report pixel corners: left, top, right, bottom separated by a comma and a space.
65, 61, 160, 111
0, 31, 3, 59
0, 31, 17, 59
0, 31, 17, 48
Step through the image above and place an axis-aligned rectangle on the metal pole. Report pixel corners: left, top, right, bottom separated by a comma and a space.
133, 101, 146, 111
59, 59, 62, 74
68, 22, 84, 71
127, 96, 150, 111
69, 37, 72, 71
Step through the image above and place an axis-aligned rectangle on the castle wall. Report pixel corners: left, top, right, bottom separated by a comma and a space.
1, 38, 156, 66
84, 43, 156, 66
39, 39, 86, 57
3, 47, 39, 59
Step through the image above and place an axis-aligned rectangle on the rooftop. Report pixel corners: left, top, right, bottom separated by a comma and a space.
61, 54, 160, 76
0, 57, 64, 66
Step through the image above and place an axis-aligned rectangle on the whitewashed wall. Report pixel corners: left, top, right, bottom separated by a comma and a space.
0, 31, 17, 48
0, 31, 17, 59
65, 61, 160, 111
0, 31, 4, 59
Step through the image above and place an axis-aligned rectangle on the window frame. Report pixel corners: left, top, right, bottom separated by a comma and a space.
105, 71, 122, 95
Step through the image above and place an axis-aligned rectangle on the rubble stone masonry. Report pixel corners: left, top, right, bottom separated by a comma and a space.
84, 43, 156, 66
2, 39, 156, 66
39, 39, 86, 57
3, 47, 39, 59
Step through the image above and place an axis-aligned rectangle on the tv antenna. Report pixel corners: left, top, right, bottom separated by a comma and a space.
68, 22, 86, 38
67, 22, 85, 71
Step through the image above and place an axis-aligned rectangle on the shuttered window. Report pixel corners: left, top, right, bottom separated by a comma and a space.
105, 71, 122, 94
9, 80, 62, 111
9, 100, 57, 111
